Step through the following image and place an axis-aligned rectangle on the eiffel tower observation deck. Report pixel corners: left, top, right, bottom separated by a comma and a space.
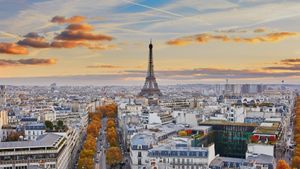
139, 40, 162, 97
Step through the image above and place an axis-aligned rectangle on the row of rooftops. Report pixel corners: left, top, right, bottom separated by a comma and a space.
210, 154, 275, 168
130, 124, 213, 149
200, 120, 281, 135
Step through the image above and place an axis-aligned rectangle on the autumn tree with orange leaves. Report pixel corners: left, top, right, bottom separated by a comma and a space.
276, 160, 290, 169
106, 147, 123, 167
77, 104, 107, 168
102, 103, 123, 167
292, 96, 300, 168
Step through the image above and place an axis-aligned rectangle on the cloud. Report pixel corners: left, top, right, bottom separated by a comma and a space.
215, 29, 248, 33
55, 30, 113, 41
126, 67, 300, 80
0, 58, 56, 66
50, 40, 85, 48
167, 31, 298, 46
87, 64, 122, 69
264, 65, 300, 71
254, 28, 266, 33
52, 22, 114, 49
264, 58, 300, 71
0, 42, 29, 55
50, 40, 115, 50
17, 32, 50, 48
166, 39, 192, 46
280, 58, 300, 64
14, 22, 115, 51
51, 16, 85, 24
66, 23, 94, 31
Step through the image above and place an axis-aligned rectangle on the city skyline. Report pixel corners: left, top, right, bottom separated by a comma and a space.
1, 0, 300, 85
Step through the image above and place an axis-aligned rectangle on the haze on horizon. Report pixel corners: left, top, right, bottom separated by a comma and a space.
1, 0, 300, 86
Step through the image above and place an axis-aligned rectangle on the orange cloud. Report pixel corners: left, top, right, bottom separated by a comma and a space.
0, 42, 29, 55
55, 30, 113, 41
51, 40, 115, 50
66, 23, 93, 31
167, 31, 298, 46
51, 16, 85, 24
51, 40, 85, 48
263, 32, 298, 41
0, 58, 56, 66
86, 44, 116, 50
166, 39, 192, 46
280, 58, 300, 65
0, 16, 115, 55
17, 32, 50, 48
264, 57, 300, 71
254, 28, 266, 33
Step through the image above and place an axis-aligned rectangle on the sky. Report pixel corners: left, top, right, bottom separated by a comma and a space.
1, 0, 300, 85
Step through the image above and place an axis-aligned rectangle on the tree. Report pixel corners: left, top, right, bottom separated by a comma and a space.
106, 147, 123, 166
276, 160, 290, 169
107, 119, 116, 128
87, 122, 99, 138
45, 120, 53, 131
83, 135, 96, 151
292, 97, 300, 169
178, 130, 188, 137
108, 137, 118, 147
78, 149, 95, 169
292, 156, 300, 169
57, 120, 64, 128
186, 129, 193, 135
6, 131, 23, 141
250, 135, 259, 143
107, 127, 117, 140
269, 135, 276, 142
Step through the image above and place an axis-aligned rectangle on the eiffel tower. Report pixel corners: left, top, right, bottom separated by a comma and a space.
139, 40, 162, 97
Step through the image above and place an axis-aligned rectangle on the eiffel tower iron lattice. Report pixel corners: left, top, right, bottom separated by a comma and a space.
139, 40, 162, 97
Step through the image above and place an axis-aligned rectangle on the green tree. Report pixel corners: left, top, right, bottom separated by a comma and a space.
45, 120, 53, 131
57, 120, 64, 129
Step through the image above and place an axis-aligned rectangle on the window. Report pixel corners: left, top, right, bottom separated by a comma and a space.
179, 151, 187, 156
189, 151, 197, 157
138, 152, 142, 157
161, 151, 168, 156
171, 151, 178, 156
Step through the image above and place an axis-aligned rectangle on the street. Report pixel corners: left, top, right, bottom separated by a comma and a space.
95, 117, 107, 169
275, 98, 295, 165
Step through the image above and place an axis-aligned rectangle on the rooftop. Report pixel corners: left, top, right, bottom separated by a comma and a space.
131, 133, 155, 146
24, 123, 46, 130
0, 133, 63, 150
253, 122, 281, 135
200, 120, 257, 127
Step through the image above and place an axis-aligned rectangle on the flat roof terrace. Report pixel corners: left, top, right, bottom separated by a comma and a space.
0, 133, 64, 150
